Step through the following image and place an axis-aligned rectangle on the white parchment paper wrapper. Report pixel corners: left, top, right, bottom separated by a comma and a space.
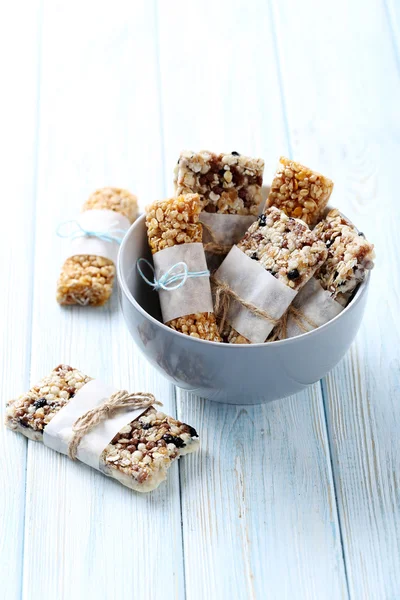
200, 213, 256, 250
153, 242, 214, 323
66, 209, 130, 264
43, 379, 147, 471
282, 277, 344, 339
215, 245, 297, 343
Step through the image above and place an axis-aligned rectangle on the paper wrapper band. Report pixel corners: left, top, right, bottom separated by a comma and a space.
277, 278, 344, 339
153, 242, 214, 323
213, 245, 297, 343
43, 379, 158, 471
200, 213, 257, 255
64, 209, 130, 264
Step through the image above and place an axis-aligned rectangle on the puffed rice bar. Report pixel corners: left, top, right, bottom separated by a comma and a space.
56, 187, 138, 307
224, 207, 328, 343
145, 194, 221, 342
313, 209, 375, 305
5, 364, 199, 493
267, 157, 333, 227
174, 150, 265, 215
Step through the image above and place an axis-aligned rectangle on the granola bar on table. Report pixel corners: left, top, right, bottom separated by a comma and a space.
56, 187, 138, 307
313, 209, 375, 305
5, 365, 199, 493
145, 193, 221, 342
222, 207, 328, 343
174, 150, 265, 216
267, 157, 333, 227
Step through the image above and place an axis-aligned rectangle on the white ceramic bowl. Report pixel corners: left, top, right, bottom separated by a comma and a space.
117, 215, 370, 404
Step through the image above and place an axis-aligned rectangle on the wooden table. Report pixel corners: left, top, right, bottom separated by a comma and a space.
1, 1, 399, 598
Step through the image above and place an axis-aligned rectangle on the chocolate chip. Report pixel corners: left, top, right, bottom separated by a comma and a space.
287, 269, 300, 280
258, 214, 267, 227
250, 253, 259, 261
231, 151, 240, 156
34, 398, 47, 409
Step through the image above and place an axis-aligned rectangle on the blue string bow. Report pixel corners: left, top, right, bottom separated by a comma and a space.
56, 220, 128, 244
137, 258, 210, 291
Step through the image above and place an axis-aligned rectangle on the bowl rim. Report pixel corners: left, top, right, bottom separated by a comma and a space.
117, 213, 370, 349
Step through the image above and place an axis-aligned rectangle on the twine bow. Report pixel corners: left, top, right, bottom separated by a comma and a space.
68, 390, 162, 461
212, 275, 281, 335
57, 219, 128, 245
137, 258, 210, 292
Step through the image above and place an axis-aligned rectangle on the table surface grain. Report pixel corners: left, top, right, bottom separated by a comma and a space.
1, 1, 399, 599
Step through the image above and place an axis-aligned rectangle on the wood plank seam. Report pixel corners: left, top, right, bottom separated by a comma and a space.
383, 0, 400, 76
268, 0, 351, 594
19, 1, 44, 598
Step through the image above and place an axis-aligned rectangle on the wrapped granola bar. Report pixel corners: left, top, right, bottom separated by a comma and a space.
56, 187, 138, 307
214, 207, 328, 343
278, 209, 375, 338
5, 364, 199, 493
267, 157, 333, 227
174, 150, 265, 263
145, 194, 221, 342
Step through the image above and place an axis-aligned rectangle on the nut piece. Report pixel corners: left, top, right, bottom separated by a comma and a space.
174, 150, 265, 216
267, 157, 333, 227
56, 187, 138, 306
314, 208, 375, 304
145, 194, 221, 342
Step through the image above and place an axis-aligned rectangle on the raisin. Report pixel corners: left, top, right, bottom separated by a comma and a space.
334, 270, 339, 279
358, 231, 365, 237
231, 151, 240, 156
162, 434, 185, 448
250, 253, 259, 261
238, 188, 247, 199
33, 398, 47, 409
66, 387, 75, 397
258, 214, 267, 227
287, 269, 300, 280
141, 422, 151, 430
213, 186, 223, 196
187, 425, 198, 437
218, 169, 225, 176
326, 239, 333, 248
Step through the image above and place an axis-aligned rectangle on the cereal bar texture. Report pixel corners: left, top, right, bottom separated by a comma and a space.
314, 209, 375, 305
5, 365, 199, 493
145, 194, 221, 342
267, 157, 334, 227
225, 207, 328, 343
174, 150, 265, 215
56, 187, 138, 307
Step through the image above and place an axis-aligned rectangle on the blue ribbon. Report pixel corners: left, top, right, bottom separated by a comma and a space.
56, 219, 128, 244
137, 258, 210, 292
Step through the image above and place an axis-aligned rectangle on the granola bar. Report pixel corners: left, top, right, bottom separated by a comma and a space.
5, 365, 199, 493
267, 157, 333, 227
145, 194, 221, 342
174, 150, 264, 215
313, 209, 375, 305
56, 187, 138, 307
224, 207, 328, 343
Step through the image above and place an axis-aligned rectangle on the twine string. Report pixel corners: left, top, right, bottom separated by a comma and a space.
269, 305, 319, 341
68, 390, 162, 461
137, 258, 210, 292
212, 275, 281, 335
57, 219, 128, 245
